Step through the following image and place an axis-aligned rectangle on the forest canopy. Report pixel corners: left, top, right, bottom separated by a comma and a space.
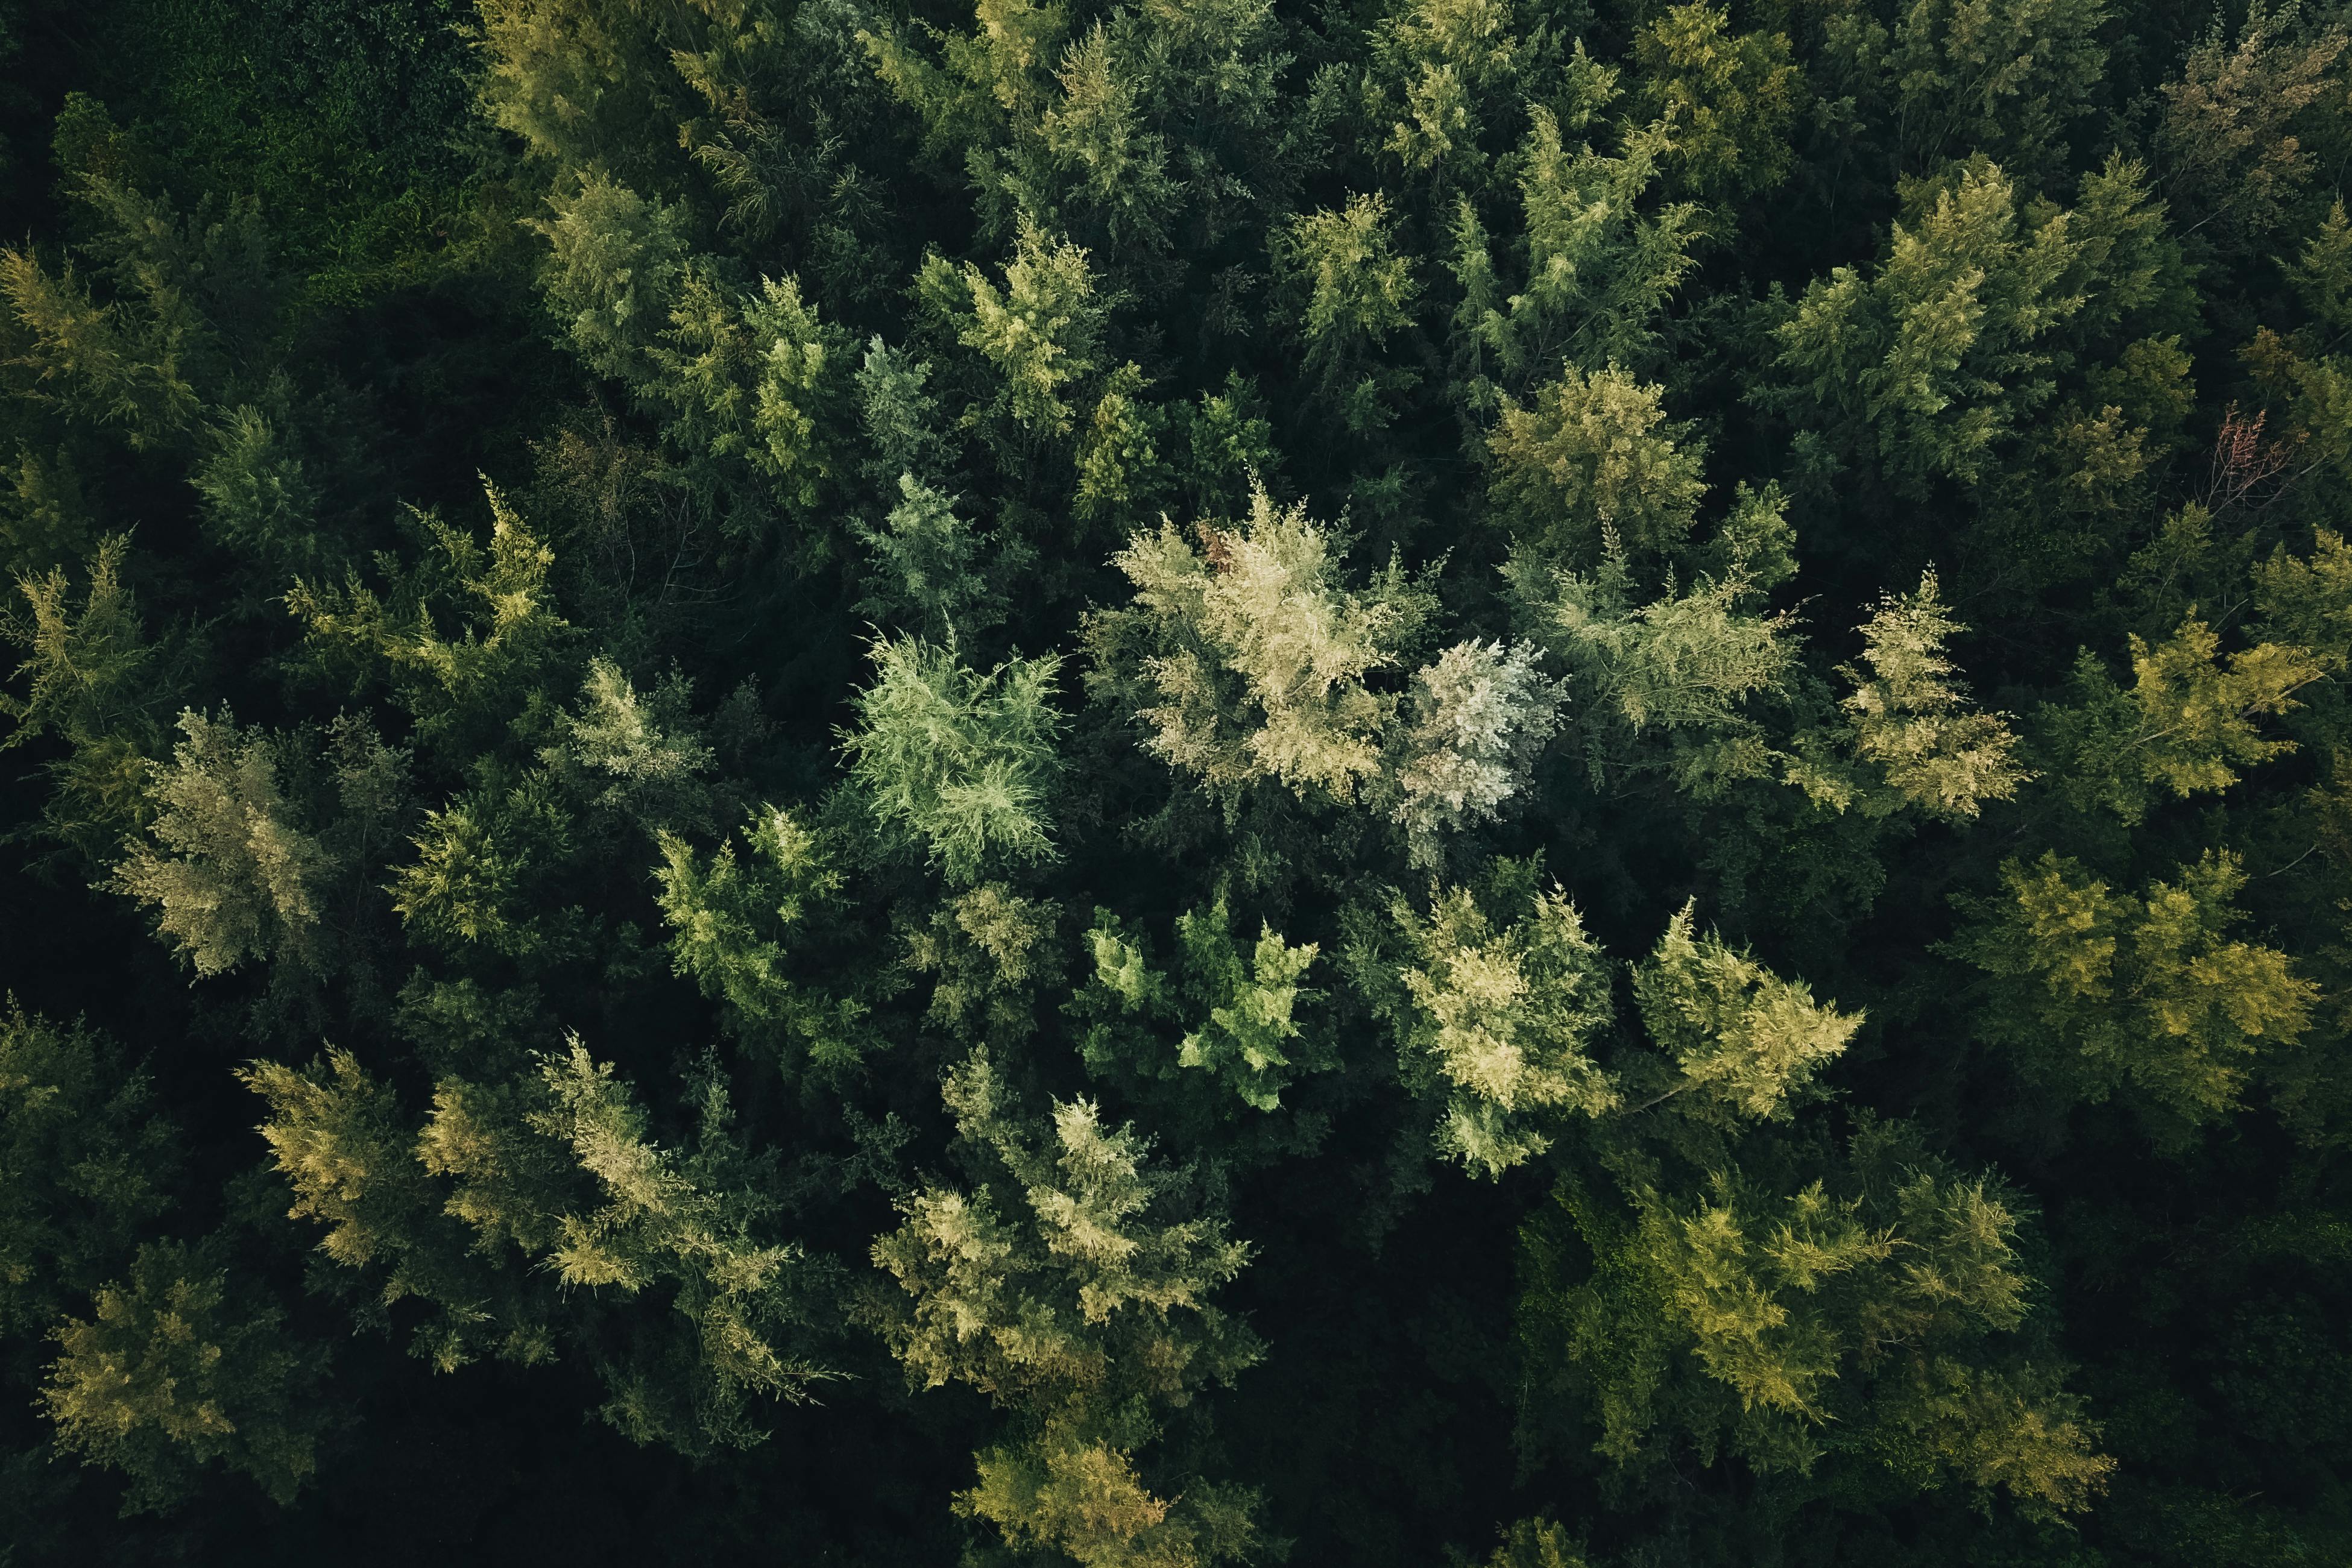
1, 0, 2350, 1563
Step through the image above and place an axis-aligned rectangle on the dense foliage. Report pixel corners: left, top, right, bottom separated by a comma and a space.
2, 0, 2350, 1562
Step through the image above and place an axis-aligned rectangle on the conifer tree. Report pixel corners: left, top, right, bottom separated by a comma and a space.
869, 1051, 1264, 1568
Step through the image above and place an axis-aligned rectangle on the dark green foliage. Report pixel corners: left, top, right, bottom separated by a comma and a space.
4, 1, 2352, 1565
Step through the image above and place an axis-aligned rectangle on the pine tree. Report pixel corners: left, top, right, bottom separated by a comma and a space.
654, 804, 873, 1071
842, 632, 1065, 883
1076, 892, 1330, 1114
1, 535, 167, 863
42, 1239, 327, 1510
113, 709, 329, 978
1487, 364, 1707, 563
1633, 3, 1801, 202
1787, 573, 2029, 820
1955, 849, 2318, 1142
1363, 875, 1616, 1176
869, 1051, 1265, 1568
1521, 1126, 2113, 1518
1085, 485, 1431, 806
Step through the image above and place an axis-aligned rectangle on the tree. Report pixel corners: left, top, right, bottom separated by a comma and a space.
2157, 1, 2352, 256
1389, 638, 1563, 868
42, 1239, 327, 1510
1487, 364, 1707, 564
1275, 193, 1420, 430
1360, 874, 1616, 1177
654, 804, 873, 1071
1786, 573, 2029, 820
1629, 902, 1859, 1125
919, 216, 1111, 439
1521, 1125, 2113, 1519
1449, 102, 1703, 411
1887, 0, 2108, 184
1, 535, 166, 864
868, 1051, 1265, 1568
1075, 892, 1330, 1115
1509, 490, 1799, 793
842, 632, 1065, 883
1955, 850, 2318, 1144
113, 709, 327, 978
1087, 486, 1431, 806
244, 1039, 833, 1453
0, 1004, 174, 1341
1634, 3, 1801, 202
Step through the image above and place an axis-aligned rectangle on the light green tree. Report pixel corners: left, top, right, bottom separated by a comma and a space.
112, 710, 327, 978
1086, 486, 1430, 805
1367, 0, 1524, 176
244, 1038, 833, 1453
1, 535, 166, 863
1074, 893, 1328, 1114
543, 657, 717, 837
2040, 615, 2321, 823
1630, 903, 1860, 1124
904, 881, 1066, 1051
655, 804, 873, 1070
1389, 638, 1564, 869
389, 769, 575, 960
1522, 1126, 2113, 1517
289, 486, 576, 761
1274, 192, 1420, 431
1357, 875, 1618, 1177
1449, 101, 1703, 411
1509, 491, 1799, 794
535, 174, 690, 388
842, 633, 1064, 882
918, 215, 1111, 437
1955, 850, 2318, 1142
1635, 3, 1800, 201
519, 1042, 837, 1449
1766, 156, 2171, 499
1786, 573, 2030, 820
1487, 363, 1708, 562
868, 1050, 1265, 1568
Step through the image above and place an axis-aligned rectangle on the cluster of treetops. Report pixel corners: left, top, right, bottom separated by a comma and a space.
1, 0, 2350, 1562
